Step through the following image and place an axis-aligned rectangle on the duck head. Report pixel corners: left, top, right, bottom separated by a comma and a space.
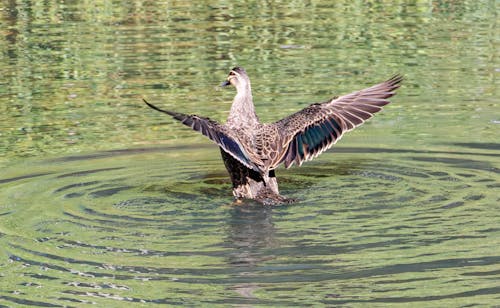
220, 67, 251, 92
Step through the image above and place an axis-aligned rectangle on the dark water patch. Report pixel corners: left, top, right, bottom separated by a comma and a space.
379, 224, 415, 232
64, 206, 221, 232
251, 240, 406, 258
371, 287, 416, 293
363, 256, 500, 277
478, 227, 500, 234
375, 277, 433, 284
315, 209, 335, 215
81, 207, 167, 223
160, 190, 200, 201
10, 244, 106, 268
355, 232, 486, 247
181, 256, 497, 290
54, 239, 220, 257
324, 286, 500, 304
475, 178, 495, 183
343, 202, 405, 214
130, 256, 500, 286
9, 254, 70, 273
25, 273, 59, 281
53, 181, 100, 193
404, 215, 443, 222
61, 271, 142, 280
428, 195, 448, 202
186, 170, 228, 182
265, 286, 301, 292
57, 167, 125, 178
53, 242, 221, 257
410, 157, 498, 173
142, 184, 208, 201
64, 192, 85, 198
0, 296, 64, 307
335, 146, 500, 158
363, 191, 393, 198
462, 269, 500, 276
376, 165, 431, 178
457, 172, 476, 178
36, 237, 51, 242
89, 186, 133, 198
438, 176, 461, 182
77, 262, 290, 281
353, 170, 403, 181
464, 194, 484, 201
56, 297, 94, 304
452, 142, 500, 151
113, 197, 169, 208
60, 213, 123, 231
151, 209, 182, 216
61, 290, 195, 305
0, 172, 53, 184
442, 201, 465, 209
47, 145, 213, 163
419, 235, 487, 245
293, 160, 372, 178
208, 296, 297, 307
19, 282, 42, 287
60, 211, 152, 231
61, 290, 180, 305
84, 183, 116, 191
113, 197, 181, 215
428, 171, 449, 176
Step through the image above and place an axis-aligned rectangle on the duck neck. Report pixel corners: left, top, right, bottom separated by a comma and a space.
227, 84, 259, 127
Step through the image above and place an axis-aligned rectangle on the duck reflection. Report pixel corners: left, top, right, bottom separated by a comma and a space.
224, 204, 279, 300
225, 205, 278, 266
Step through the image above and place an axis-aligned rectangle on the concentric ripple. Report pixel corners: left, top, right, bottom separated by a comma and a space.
0, 144, 498, 306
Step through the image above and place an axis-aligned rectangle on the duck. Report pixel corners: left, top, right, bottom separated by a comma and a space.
144, 67, 402, 205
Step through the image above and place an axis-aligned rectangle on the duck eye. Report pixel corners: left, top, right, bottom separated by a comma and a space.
229, 71, 236, 76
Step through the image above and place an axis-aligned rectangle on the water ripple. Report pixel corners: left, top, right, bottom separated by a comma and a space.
0, 145, 498, 306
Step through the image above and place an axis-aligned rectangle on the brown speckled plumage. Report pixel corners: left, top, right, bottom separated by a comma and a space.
144, 67, 402, 205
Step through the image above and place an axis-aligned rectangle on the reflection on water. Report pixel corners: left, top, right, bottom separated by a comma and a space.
225, 206, 277, 300
1, 143, 498, 306
0, 0, 499, 306
0, 0, 498, 164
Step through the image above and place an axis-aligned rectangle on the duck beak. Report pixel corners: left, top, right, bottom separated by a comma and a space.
220, 80, 231, 87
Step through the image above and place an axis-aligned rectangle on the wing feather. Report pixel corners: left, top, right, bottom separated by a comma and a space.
143, 99, 259, 171
275, 75, 403, 168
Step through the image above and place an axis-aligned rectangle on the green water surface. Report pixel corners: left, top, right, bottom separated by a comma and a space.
0, 1, 499, 306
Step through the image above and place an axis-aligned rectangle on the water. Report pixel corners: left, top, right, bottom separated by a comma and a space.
1, 1, 499, 306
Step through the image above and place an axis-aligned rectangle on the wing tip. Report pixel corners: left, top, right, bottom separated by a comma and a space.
387, 74, 404, 89
143, 98, 163, 112
142, 98, 181, 118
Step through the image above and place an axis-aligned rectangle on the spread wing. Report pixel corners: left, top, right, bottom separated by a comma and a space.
143, 99, 259, 172
275, 75, 403, 168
